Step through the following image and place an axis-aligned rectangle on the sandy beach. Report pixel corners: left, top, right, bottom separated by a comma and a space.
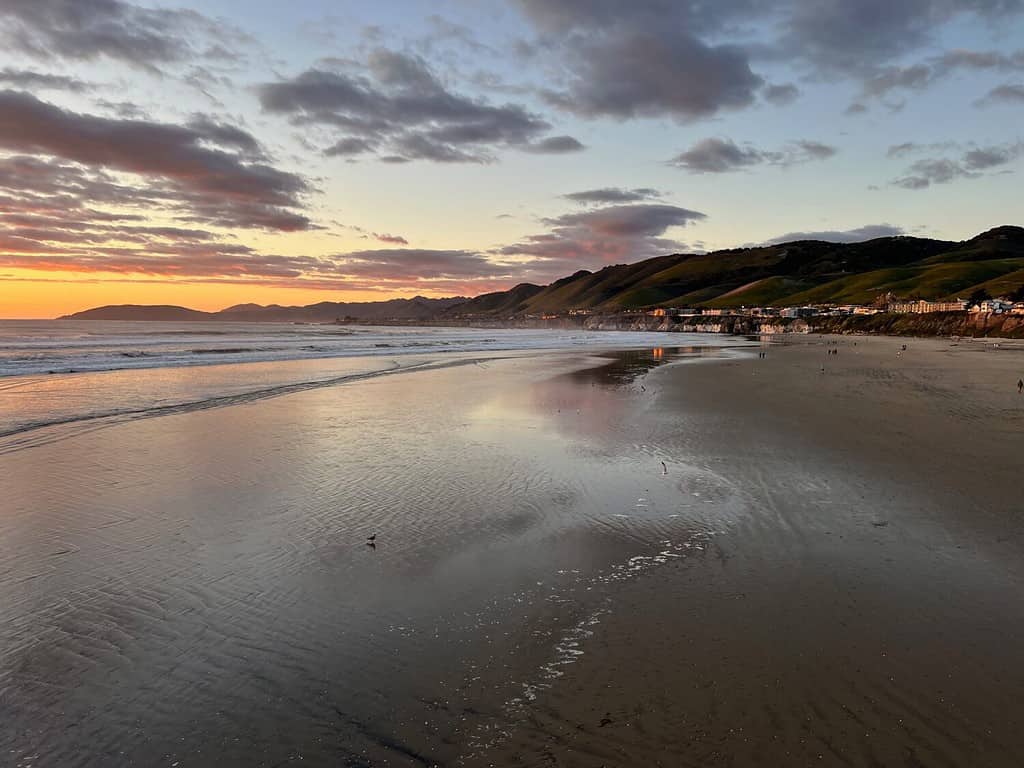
477, 334, 1024, 767
2, 335, 1023, 767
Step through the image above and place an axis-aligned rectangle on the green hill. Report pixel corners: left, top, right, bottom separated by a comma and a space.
448, 226, 1024, 317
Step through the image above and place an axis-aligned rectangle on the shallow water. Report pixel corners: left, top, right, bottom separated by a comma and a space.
0, 347, 741, 767
0, 320, 706, 377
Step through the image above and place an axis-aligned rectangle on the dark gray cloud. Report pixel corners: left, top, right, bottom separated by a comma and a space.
0, 90, 311, 231
259, 49, 581, 163
524, 135, 586, 153
0, 0, 245, 71
670, 137, 837, 173
538, 34, 761, 121
849, 47, 1024, 108
671, 138, 764, 173
494, 202, 706, 279
936, 48, 1024, 71
861, 64, 932, 99
782, 1, 1024, 77
764, 224, 905, 244
976, 83, 1024, 105
516, 1, 763, 121
890, 141, 1023, 189
763, 83, 800, 106
325, 137, 377, 157
336, 249, 510, 280
543, 204, 704, 237
887, 142, 919, 158
0, 68, 89, 91
562, 187, 662, 205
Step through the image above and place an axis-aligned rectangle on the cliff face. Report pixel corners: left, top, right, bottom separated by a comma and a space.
809, 311, 1024, 338
449, 311, 1023, 339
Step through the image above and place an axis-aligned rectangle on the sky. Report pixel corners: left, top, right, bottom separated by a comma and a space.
0, 0, 1022, 318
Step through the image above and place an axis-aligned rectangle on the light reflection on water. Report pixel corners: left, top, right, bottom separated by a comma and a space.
0, 346, 742, 767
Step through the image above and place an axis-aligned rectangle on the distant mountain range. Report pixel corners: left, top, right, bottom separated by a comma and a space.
61, 226, 1024, 322
61, 296, 467, 322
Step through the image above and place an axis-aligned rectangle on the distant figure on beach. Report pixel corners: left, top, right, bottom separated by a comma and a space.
661, 461, 667, 475
1018, 378, 1023, 394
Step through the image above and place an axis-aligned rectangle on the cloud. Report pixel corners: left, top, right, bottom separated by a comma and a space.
334, 249, 510, 280
763, 224, 905, 244
976, 83, 1024, 105
524, 135, 586, 153
763, 83, 800, 106
0, 68, 89, 92
324, 137, 378, 157
544, 204, 704, 237
669, 137, 837, 173
781, 1, 1024, 77
516, 1, 763, 121
670, 138, 763, 173
539, 34, 762, 121
935, 48, 1024, 72
0, 90, 310, 231
889, 141, 1023, 189
0, 174, 514, 292
850, 47, 1024, 105
495, 202, 706, 279
861, 64, 933, 99
0, 0, 246, 72
259, 49, 580, 163
887, 142, 920, 158
562, 188, 662, 205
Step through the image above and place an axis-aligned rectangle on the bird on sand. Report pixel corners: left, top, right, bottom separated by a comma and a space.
366, 534, 376, 543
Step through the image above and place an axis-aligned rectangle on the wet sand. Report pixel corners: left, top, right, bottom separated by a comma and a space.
2, 337, 1024, 767
480, 335, 1024, 767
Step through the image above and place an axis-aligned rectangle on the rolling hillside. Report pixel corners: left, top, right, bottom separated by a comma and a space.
448, 226, 1024, 317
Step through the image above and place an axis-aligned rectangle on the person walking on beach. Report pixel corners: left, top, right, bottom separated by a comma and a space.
1018, 378, 1023, 394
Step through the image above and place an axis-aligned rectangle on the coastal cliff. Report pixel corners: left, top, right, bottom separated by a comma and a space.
447, 311, 1023, 339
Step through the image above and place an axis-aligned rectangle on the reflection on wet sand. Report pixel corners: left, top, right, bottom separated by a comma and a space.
0, 346, 742, 768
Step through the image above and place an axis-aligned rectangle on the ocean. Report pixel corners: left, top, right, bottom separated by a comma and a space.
0, 320, 742, 454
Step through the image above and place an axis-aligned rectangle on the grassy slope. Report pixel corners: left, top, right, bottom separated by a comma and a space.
446, 227, 1024, 316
